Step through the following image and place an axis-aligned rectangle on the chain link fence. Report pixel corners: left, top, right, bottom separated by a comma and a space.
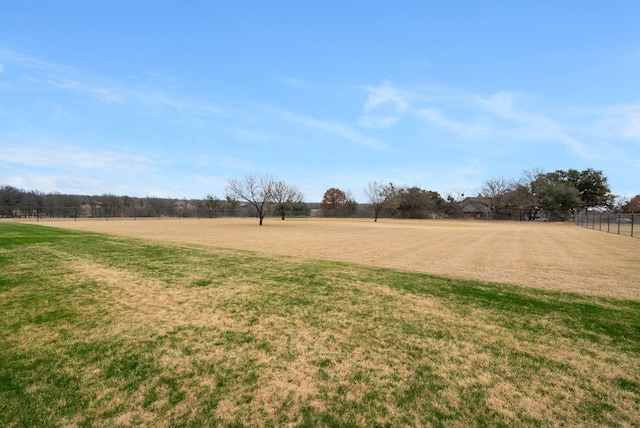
0, 205, 316, 221
574, 212, 637, 238
7, 205, 636, 236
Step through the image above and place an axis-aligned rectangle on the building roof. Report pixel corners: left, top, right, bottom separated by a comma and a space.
459, 197, 491, 213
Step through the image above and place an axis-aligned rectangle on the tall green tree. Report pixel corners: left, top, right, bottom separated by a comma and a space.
538, 180, 581, 220
395, 186, 446, 219
554, 169, 611, 212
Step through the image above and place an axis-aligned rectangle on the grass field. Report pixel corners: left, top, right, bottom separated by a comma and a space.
2, 221, 640, 426
39, 217, 640, 300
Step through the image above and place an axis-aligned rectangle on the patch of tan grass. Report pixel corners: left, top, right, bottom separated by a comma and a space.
37, 218, 640, 300
41, 256, 328, 424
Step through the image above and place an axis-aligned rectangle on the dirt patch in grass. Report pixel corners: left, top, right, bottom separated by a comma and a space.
37, 217, 640, 300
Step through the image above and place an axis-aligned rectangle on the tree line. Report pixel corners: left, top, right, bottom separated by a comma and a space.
1, 167, 637, 225
476, 168, 620, 221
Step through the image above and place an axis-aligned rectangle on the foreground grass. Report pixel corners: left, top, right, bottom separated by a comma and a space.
1, 223, 639, 427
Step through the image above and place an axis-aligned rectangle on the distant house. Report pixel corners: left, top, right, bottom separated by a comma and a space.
459, 197, 491, 219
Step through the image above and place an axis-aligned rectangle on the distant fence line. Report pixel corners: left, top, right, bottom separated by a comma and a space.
0, 205, 519, 221
0, 205, 316, 220
5, 205, 637, 233
574, 212, 637, 238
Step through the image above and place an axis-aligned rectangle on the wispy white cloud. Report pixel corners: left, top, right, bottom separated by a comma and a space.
222, 127, 277, 144
359, 81, 409, 128
416, 107, 489, 138
0, 47, 71, 73
47, 76, 123, 104
591, 104, 640, 139
618, 107, 640, 139
0, 138, 153, 170
471, 92, 595, 158
1, 47, 125, 104
260, 104, 388, 150
470, 92, 522, 121
130, 90, 226, 116
3, 47, 384, 153
0, 134, 176, 196
278, 76, 315, 90
194, 153, 252, 170
1, 47, 229, 116
408, 89, 595, 158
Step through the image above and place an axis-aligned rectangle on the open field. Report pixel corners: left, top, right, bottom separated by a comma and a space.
2, 221, 640, 426
37, 217, 640, 300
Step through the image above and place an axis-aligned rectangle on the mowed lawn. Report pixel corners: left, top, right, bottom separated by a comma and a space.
1, 222, 640, 427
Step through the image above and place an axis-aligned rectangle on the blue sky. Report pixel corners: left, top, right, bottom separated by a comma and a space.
1, 1, 639, 202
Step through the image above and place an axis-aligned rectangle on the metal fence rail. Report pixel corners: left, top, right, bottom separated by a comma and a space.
574, 212, 637, 238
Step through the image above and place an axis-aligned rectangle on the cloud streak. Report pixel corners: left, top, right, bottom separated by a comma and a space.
416, 107, 489, 139
365, 86, 598, 159
259, 104, 389, 150
0, 47, 71, 73
592, 104, 640, 140
47, 76, 123, 104
359, 81, 409, 128
357, 81, 638, 162
277, 76, 316, 90
471, 92, 594, 158
0, 139, 153, 170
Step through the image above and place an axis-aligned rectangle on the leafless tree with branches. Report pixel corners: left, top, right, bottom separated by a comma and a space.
226, 174, 278, 225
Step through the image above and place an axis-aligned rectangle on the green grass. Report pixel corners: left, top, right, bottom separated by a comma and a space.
1, 222, 639, 426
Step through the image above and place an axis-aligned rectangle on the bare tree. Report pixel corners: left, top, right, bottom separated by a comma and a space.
272, 181, 304, 220
514, 168, 546, 220
203, 195, 222, 217
444, 188, 467, 218
0, 185, 24, 217
622, 194, 640, 213
364, 181, 395, 222
480, 177, 513, 217
226, 174, 277, 225
101, 193, 122, 218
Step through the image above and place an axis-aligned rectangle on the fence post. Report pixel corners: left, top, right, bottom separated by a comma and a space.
599, 213, 602, 231
632, 215, 635, 238
618, 215, 621, 235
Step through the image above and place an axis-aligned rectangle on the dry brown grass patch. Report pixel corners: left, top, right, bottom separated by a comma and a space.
37, 217, 640, 300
